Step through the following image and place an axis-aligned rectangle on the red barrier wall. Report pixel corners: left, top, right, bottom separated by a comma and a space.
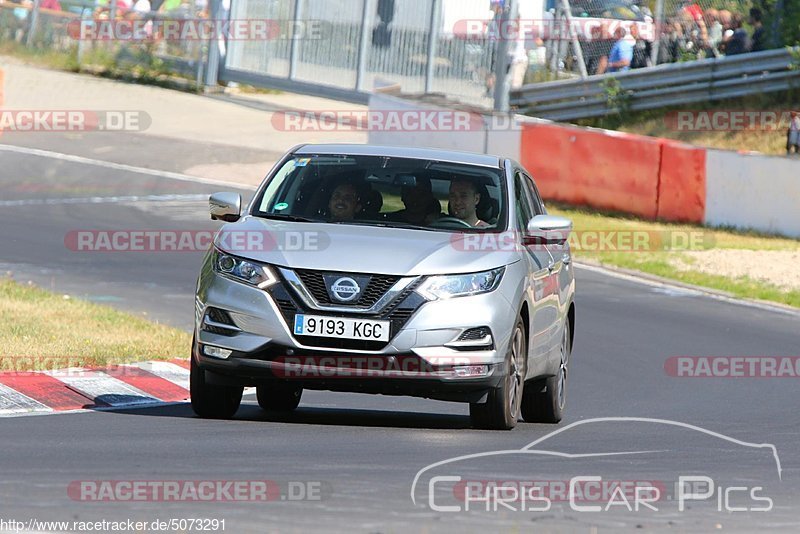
656, 142, 706, 223
520, 122, 662, 219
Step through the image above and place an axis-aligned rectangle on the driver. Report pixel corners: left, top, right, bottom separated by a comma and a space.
328, 182, 362, 222
448, 179, 490, 228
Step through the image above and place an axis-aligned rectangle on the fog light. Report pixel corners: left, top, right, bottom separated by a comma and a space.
452, 365, 488, 378
203, 345, 233, 359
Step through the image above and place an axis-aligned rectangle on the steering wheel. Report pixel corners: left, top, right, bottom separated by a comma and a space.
429, 216, 474, 229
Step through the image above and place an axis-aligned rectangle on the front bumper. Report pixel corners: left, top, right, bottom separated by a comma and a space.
193, 258, 518, 402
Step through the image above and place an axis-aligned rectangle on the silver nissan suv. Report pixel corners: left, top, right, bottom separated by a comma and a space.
192, 144, 575, 430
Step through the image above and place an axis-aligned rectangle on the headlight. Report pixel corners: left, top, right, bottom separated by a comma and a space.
416, 267, 505, 300
212, 249, 276, 289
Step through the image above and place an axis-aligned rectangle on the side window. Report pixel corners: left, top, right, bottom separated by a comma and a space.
522, 173, 545, 215
514, 171, 536, 231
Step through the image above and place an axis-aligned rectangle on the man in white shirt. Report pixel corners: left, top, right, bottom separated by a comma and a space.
509, 27, 529, 89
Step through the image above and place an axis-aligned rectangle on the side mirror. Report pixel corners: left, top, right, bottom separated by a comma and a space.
525, 215, 573, 245
209, 192, 242, 223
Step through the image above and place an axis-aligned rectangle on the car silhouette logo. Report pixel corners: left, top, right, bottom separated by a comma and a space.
331, 277, 360, 302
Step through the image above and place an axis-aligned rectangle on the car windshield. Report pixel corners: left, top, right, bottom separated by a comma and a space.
253, 154, 507, 232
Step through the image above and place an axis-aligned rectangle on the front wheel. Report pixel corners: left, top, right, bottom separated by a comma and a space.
190, 340, 243, 419
521, 320, 570, 424
470, 318, 526, 430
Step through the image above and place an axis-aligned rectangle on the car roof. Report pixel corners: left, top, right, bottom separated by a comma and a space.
294, 144, 503, 169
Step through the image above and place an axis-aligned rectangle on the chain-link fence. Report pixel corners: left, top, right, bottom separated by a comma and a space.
1, 0, 794, 108
223, 0, 501, 107
542, 0, 787, 79
0, 0, 210, 87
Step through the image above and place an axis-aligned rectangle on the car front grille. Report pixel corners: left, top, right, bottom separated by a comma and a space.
269, 282, 425, 351
294, 269, 401, 307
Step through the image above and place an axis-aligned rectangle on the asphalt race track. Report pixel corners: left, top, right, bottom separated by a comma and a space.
2, 138, 800, 532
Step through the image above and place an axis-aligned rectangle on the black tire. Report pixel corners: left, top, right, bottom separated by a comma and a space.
469, 318, 526, 430
521, 320, 571, 424
257, 382, 302, 412
190, 339, 243, 419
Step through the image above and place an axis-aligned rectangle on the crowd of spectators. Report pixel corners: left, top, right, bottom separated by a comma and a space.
1, 0, 212, 46
0, 0, 208, 19
580, 3, 771, 76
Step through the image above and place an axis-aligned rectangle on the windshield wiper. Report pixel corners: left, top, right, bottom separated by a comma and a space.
342, 221, 437, 232
257, 214, 318, 223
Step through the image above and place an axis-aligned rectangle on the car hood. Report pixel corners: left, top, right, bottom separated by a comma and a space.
215, 217, 519, 276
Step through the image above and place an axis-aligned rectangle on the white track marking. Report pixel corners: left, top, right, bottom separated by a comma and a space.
0, 194, 209, 207
133, 361, 190, 390
47, 369, 158, 407
0, 143, 256, 190
575, 261, 800, 317
0, 383, 52, 416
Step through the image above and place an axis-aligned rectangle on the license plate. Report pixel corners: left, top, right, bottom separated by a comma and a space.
293, 315, 390, 342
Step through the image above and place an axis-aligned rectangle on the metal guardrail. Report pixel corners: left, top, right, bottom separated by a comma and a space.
510, 48, 800, 121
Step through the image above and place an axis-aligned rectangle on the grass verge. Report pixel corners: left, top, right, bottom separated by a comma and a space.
548, 203, 800, 308
0, 277, 191, 370
575, 92, 800, 156
0, 42, 203, 92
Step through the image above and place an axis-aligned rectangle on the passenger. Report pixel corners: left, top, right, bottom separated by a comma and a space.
448, 179, 490, 228
328, 182, 362, 222
388, 177, 441, 225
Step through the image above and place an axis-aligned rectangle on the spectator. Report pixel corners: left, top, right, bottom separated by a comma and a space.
655, 19, 676, 64
95, 0, 131, 18
681, 0, 703, 22
590, 22, 613, 75
583, 24, 604, 75
688, 9, 709, 58
630, 23, 651, 69
608, 27, 634, 72
40, 0, 61, 10
724, 14, 751, 55
787, 111, 800, 156
749, 8, 767, 52
159, 0, 183, 13
718, 9, 732, 31
705, 8, 723, 56
667, 20, 689, 62
129, 0, 152, 35
132, 0, 151, 13
717, 9, 733, 54
484, 0, 505, 95
509, 23, 528, 89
